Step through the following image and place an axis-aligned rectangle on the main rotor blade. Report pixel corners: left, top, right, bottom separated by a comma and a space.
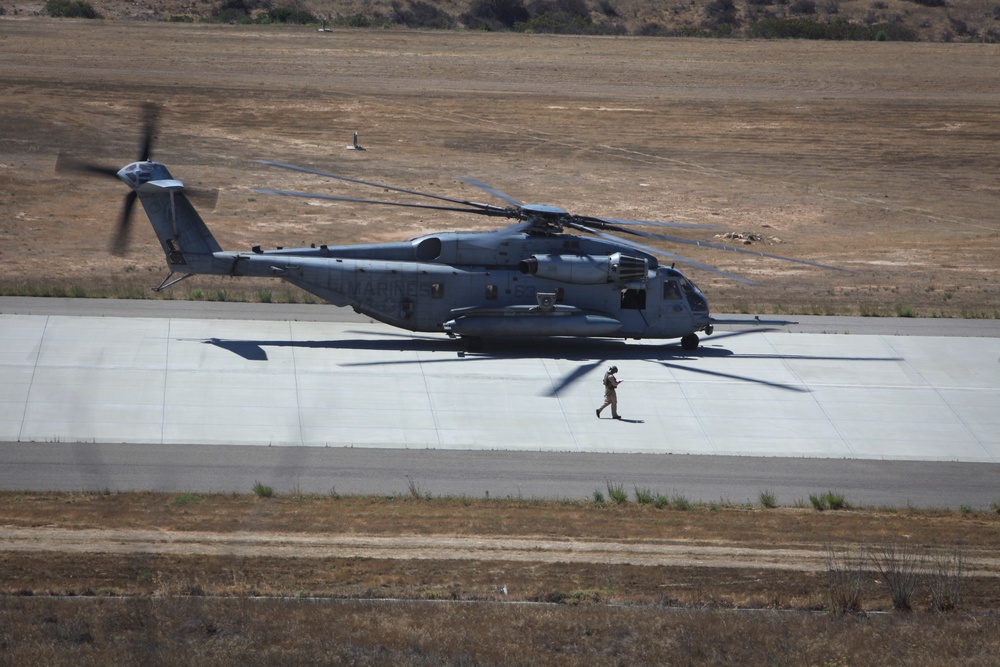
582, 215, 722, 231
254, 188, 517, 218
567, 220, 757, 285
609, 227, 848, 272
257, 160, 510, 215
186, 187, 219, 210
458, 178, 524, 207
110, 190, 137, 256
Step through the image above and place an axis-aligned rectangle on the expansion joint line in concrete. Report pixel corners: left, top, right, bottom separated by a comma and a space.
160, 318, 172, 445
288, 321, 306, 447
17, 315, 49, 443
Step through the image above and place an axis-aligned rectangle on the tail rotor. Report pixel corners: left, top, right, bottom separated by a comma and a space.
56, 103, 160, 255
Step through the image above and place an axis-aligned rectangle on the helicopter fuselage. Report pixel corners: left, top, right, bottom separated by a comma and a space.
205, 228, 713, 343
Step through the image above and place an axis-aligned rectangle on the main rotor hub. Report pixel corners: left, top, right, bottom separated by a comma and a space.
521, 203, 569, 234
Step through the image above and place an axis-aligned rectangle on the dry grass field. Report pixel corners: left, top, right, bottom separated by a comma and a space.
2, 18, 1000, 664
1, 491, 999, 664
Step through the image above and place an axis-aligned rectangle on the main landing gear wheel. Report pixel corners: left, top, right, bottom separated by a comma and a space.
680, 333, 700, 351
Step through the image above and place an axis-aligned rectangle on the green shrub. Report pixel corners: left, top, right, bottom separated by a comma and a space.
335, 12, 387, 28
671, 494, 691, 511
606, 480, 628, 505
173, 493, 202, 506
267, 6, 318, 24
759, 489, 778, 509
634, 487, 654, 505
46, 0, 98, 18
391, 0, 455, 28
826, 492, 848, 510
462, 0, 529, 30
748, 17, 917, 40
811, 491, 849, 511
253, 481, 274, 498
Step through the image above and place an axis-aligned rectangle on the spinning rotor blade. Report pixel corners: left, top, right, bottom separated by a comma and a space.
566, 220, 757, 285
137, 102, 159, 162
258, 160, 845, 281
254, 188, 516, 218
111, 190, 138, 256
185, 186, 219, 210
55, 153, 120, 179
581, 215, 721, 231
607, 225, 846, 272
55, 102, 164, 256
565, 212, 845, 273
458, 177, 524, 207
258, 160, 511, 216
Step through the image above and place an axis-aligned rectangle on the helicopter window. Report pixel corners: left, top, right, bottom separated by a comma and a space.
680, 279, 707, 311
431, 283, 444, 299
485, 284, 498, 300
663, 280, 682, 300
621, 288, 646, 310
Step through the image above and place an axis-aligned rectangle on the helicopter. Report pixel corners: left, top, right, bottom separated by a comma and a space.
58, 105, 843, 351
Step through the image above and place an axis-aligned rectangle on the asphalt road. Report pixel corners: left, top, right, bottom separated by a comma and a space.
1, 297, 998, 509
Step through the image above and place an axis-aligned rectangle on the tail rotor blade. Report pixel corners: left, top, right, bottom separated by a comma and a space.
55, 153, 119, 179
137, 102, 160, 162
111, 191, 137, 256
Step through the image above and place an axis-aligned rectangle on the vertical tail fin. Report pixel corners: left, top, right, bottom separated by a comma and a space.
119, 161, 222, 272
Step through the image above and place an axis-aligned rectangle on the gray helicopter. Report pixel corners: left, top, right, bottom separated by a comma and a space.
59, 105, 841, 351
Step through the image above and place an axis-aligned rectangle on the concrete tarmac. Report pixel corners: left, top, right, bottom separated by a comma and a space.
1, 299, 998, 508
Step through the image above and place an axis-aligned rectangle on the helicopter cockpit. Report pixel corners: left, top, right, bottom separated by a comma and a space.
659, 267, 709, 314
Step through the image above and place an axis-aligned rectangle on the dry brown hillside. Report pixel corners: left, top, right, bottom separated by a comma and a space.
4, 0, 999, 42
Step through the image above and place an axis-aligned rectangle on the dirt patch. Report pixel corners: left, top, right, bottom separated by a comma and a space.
2, 492, 998, 607
1, 19, 998, 317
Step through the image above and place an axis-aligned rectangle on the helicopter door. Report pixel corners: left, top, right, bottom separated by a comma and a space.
621, 288, 646, 310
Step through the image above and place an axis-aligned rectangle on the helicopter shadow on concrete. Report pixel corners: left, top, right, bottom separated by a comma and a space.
199, 328, 902, 398
331, 328, 892, 396
199, 335, 458, 362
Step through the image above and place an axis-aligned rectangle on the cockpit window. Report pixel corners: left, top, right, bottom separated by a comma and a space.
663, 280, 682, 300
680, 278, 707, 312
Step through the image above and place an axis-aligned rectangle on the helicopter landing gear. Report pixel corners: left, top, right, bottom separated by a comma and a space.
680, 333, 700, 351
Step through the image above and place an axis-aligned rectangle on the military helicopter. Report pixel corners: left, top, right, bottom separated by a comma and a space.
59, 105, 842, 351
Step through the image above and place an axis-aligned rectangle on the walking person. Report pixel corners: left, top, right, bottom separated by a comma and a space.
596, 365, 622, 419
